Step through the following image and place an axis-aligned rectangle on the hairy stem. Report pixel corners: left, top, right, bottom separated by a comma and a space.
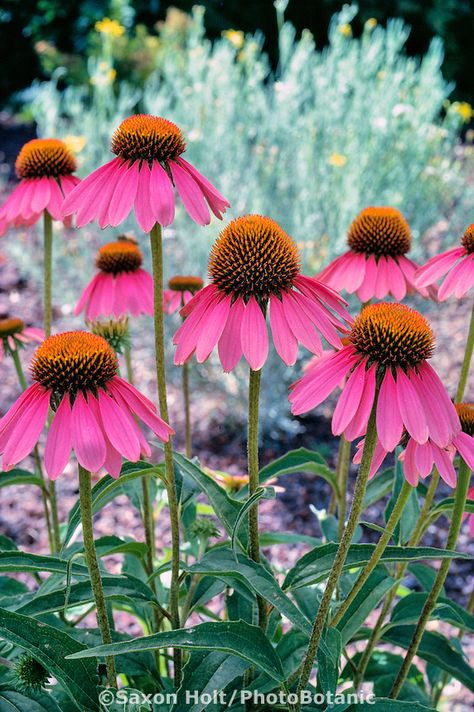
389, 459, 471, 698
149, 223, 182, 684
455, 299, 474, 403
182, 361, 192, 459
78, 465, 116, 687
294, 387, 380, 708
336, 436, 351, 539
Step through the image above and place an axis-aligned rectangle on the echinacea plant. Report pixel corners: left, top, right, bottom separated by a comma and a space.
0, 107, 472, 712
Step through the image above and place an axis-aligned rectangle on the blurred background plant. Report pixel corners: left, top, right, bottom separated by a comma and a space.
2, 0, 474, 431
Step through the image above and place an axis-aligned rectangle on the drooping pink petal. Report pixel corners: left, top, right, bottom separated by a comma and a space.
281, 291, 322, 355
169, 161, 210, 226
402, 439, 420, 486
97, 389, 141, 461
395, 368, 429, 444
241, 296, 268, 371
357, 254, 378, 302
377, 368, 404, 451
134, 162, 156, 233
292, 289, 343, 349
195, 294, 232, 362
44, 395, 73, 479
176, 157, 229, 219
30, 177, 51, 214
414, 247, 465, 288
46, 178, 65, 220
294, 275, 352, 325
0, 182, 27, 222
418, 362, 461, 437
71, 392, 106, 472
318, 251, 366, 294
438, 254, 474, 300
150, 160, 175, 226
2, 386, 50, 469
432, 445, 457, 487
61, 158, 123, 218
374, 255, 390, 299
332, 360, 367, 435
107, 161, 140, 227
98, 161, 131, 229
411, 370, 451, 447
173, 286, 221, 364
218, 297, 245, 372
387, 257, 408, 300
453, 432, 474, 472
0, 384, 48, 451
74, 273, 102, 317
413, 440, 435, 478
22, 327, 44, 343
108, 378, 174, 442
269, 295, 298, 366
343, 363, 376, 440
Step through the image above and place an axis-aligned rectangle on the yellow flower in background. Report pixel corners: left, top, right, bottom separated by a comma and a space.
223, 29, 245, 49
95, 17, 125, 38
63, 135, 87, 154
453, 102, 473, 123
328, 153, 347, 167
339, 23, 352, 38
366, 18, 377, 30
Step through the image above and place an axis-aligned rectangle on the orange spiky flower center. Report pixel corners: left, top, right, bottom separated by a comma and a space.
168, 275, 204, 293
455, 403, 474, 435
96, 241, 143, 274
461, 224, 474, 254
350, 302, 434, 369
111, 114, 186, 163
347, 206, 411, 257
31, 332, 118, 395
0, 318, 25, 338
208, 215, 301, 301
15, 139, 76, 180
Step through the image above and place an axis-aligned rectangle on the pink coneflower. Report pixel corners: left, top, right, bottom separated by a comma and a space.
74, 238, 153, 319
415, 224, 474, 300
172, 215, 352, 371
163, 275, 204, 314
0, 318, 43, 362
318, 207, 434, 301
61, 114, 230, 231
0, 332, 173, 478
0, 139, 80, 229
290, 302, 460, 450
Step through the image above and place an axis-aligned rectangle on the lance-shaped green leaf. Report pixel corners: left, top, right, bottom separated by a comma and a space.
0, 607, 99, 710
187, 548, 312, 635
389, 592, 474, 631
231, 487, 275, 554
0, 552, 89, 577
381, 625, 474, 692
257, 448, 338, 495
66, 621, 285, 682
0, 469, 44, 489
363, 468, 395, 507
335, 568, 395, 644
283, 543, 473, 590
0, 684, 63, 712
173, 651, 248, 712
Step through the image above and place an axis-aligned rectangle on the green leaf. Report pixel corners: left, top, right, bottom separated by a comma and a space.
343, 699, 436, 711
0, 469, 44, 489
335, 568, 394, 644
230, 487, 275, 555
258, 448, 338, 494
66, 621, 285, 682
386, 451, 420, 544
173, 651, 248, 712
363, 468, 395, 508
259, 532, 322, 547
4, 575, 155, 617
187, 548, 312, 635
0, 684, 63, 712
62, 463, 162, 548
407, 563, 444, 593
169, 452, 243, 541
0, 552, 88, 577
283, 543, 473, 590
0, 607, 99, 710
317, 627, 341, 695
382, 625, 474, 692
390, 592, 474, 631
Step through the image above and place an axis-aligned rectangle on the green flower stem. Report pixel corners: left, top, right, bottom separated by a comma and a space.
354, 469, 440, 688
149, 223, 182, 684
294, 386, 380, 708
331, 479, 413, 628
124, 345, 134, 385
42, 209, 61, 553
10, 348, 54, 552
78, 465, 116, 688
455, 299, 474, 403
336, 436, 351, 539
182, 361, 192, 459
248, 368, 267, 630
389, 458, 472, 699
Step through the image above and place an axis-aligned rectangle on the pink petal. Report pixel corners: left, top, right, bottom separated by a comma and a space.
134, 163, 157, 233
150, 161, 175, 227
46, 178, 64, 220
97, 389, 141, 461
414, 247, 465, 288
269, 295, 298, 366
357, 254, 378, 302
412, 370, 451, 448
395, 368, 429, 444
74, 273, 102, 317
71, 392, 106, 472
61, 158, 123, 218
453, 432, 474, 472
218, 297, 245, 372
332, 360, 367, 435
0, 384, 48, 451
107, 161, 140, 227
432, 445, 457, 487
173, 286, 221, 364
2, 387, 50, 469
176, 157, 229, 218
44, 395, 73, 479
402, 439, 420, 486
169, 161, 210, 225
343, 363, 377, 440
377, 369, 404, 451
98, 161, 130, 229
281, 291, 322, 355
387, 257, 408, 300
107, 378, 174, 442
195, 294, 232, 362
241, 296, 268, 371
418, 362, 461, 437
374, 256, 390, 299
31, 177, 51, 214
438, 254, 474, 300
413, 440, 435, 478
